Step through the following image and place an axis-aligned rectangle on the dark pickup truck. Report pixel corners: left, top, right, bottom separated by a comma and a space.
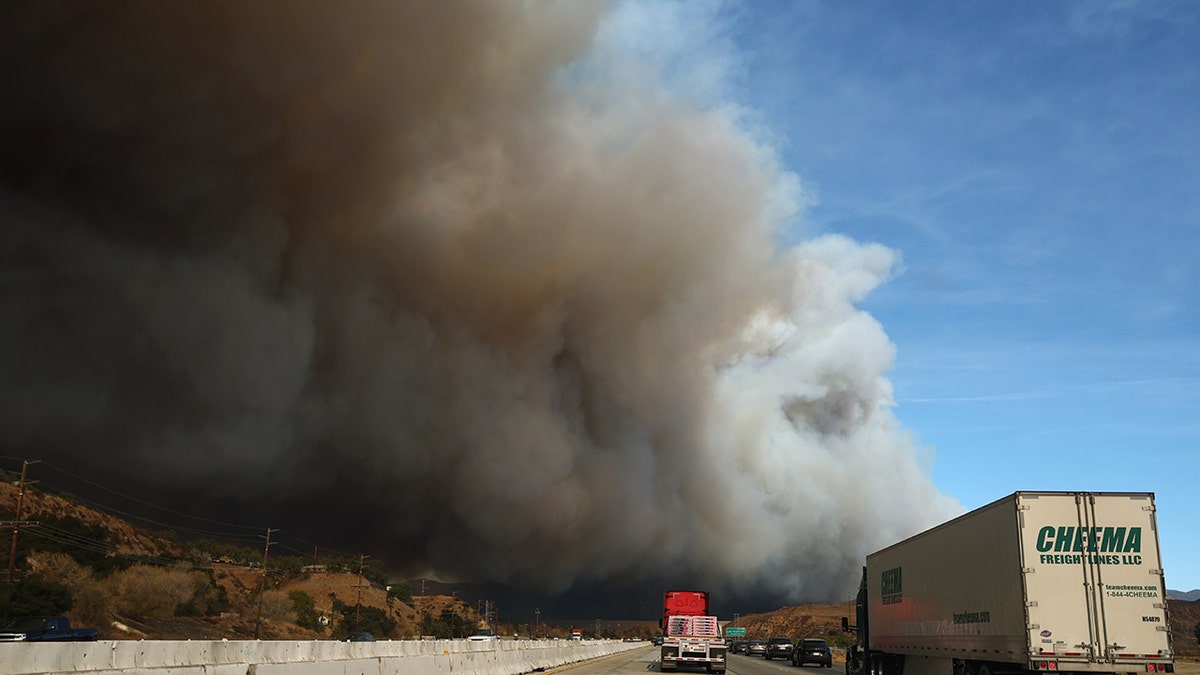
0, 616, 99, 642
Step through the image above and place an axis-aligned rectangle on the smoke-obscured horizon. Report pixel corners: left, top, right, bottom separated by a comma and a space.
1, 1, 958, 603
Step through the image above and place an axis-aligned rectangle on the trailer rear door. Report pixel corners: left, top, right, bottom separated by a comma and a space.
1018, 492, 1171, 665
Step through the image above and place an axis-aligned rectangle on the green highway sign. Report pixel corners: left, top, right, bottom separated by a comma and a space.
725, 627, 746, 637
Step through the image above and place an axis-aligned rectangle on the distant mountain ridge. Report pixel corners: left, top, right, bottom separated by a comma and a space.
1167, 588, 1200, 601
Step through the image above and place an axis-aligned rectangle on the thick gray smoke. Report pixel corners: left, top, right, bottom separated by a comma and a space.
0, 1, 958, 603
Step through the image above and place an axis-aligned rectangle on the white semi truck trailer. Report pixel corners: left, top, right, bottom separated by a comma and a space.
844, 492, 1174, 675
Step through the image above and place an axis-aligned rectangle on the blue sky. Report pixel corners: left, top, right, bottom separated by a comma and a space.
674, 2, 1199, 590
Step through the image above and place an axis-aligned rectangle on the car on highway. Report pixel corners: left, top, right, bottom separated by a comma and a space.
764, 636, 794, 660
792, 638, 832, 667
729, 640, 746, 653
744, 639, 766, 656
343, 632, 375, 642
467, 629, 499, 641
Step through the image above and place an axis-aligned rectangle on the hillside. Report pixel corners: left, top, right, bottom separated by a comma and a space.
1172, 599, 1200, 659
3, 478, 1198, 656
104, 565, 482, 640
731, 603, 851, 642
0, 480, 488, 639
0, 478, 188, 562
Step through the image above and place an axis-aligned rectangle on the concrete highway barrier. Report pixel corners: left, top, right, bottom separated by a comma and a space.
0, 637, 647, 675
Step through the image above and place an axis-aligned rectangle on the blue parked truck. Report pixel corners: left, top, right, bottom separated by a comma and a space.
0, 616, 99, 641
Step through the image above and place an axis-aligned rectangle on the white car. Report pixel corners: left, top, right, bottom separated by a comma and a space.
468, 629, 499, 641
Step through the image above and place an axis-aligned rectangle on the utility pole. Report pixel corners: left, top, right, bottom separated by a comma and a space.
7, 459, 40, 585
354, 554, 368, 631
535, 608, 540, 637
253, 527, 276, 639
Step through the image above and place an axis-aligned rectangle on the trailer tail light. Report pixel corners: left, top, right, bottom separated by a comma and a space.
1034, 661, 1058, 670
1145, 664, 1168, 673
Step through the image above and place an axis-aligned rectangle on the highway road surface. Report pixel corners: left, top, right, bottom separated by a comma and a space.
557, 644, 842, 675
566, 648, 1200, 675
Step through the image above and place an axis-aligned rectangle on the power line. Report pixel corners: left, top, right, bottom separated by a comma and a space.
30, 480, 262, 543
25, 525, 181, 568
2, 456, 384, 580
271, 530, 360, 560
31, 460, 265, 530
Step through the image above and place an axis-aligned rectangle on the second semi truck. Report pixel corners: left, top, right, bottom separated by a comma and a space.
844, 491, 1173, 675
660, 590, 726, 673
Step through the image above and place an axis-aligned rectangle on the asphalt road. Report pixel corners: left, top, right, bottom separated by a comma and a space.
554, 645, 839, 675
562, 647, 1199, 675
724, 651, 838, 675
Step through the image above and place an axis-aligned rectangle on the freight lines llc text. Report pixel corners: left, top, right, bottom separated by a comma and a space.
1039, 554, 1144, 565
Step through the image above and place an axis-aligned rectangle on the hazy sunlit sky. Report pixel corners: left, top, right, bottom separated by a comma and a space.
617, 1, 1198, 591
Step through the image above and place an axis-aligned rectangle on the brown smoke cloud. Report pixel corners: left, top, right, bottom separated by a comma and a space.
0, 1, 957, 603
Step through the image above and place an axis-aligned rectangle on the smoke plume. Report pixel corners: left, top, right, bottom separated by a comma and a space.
0, 1, 957, 604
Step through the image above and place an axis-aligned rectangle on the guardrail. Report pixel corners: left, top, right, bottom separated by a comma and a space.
0, 637, 646, 675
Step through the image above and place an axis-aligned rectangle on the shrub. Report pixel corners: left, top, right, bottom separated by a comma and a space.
420, 608, 473, 639
421, 614, 451, 639
26, 551, 92, 590
289, 590, 325, 632
0, 575, 73, 619
71, 580, 115, 629
173, 570, 229, 617
387, 582, 412, 606
108, 565, 194, 619
831, 633, 856, 650
259, 590, 292, 622
333, 604, 395, 640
